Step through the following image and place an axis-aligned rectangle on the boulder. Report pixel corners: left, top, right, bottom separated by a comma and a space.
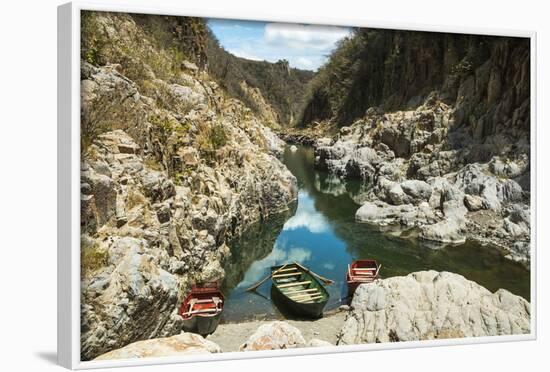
419, 218, 466, 244
81, 238, 180, 360
400, 180, 432, 203
464, 194, 484, 212
338, 271, 530, 345
454, 164, 524, 211
170, 83, 206, 107
307, 339, 333, 347
356, 201, 415, 226
240, 321, 306, 351
94, 333, 221, 360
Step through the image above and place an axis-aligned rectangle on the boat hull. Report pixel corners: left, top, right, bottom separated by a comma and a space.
271, 285, 328, 318
179, 283, 224, 336
182, 313, 222, 336
270, 263, 329, 319
346, 259, 379, 295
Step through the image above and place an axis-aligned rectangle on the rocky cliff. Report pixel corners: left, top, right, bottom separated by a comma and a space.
338, 271, 530, 344
299, 29, 529, 132
206, 37, 314, 127
80, 11, 297, 360
297, 30, 530, 262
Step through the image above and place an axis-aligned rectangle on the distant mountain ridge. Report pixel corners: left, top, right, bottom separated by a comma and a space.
206, 33, 314, 127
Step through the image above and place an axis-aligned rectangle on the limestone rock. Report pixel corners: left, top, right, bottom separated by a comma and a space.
464, 194, 484, 212
240, 321, 306, 351
338, 271, 530, 345
307, 339, 333, 347
94, 333, 221, 360
312, 92, 530, 264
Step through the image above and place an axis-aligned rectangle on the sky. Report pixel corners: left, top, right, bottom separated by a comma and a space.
207, 18, 353, 71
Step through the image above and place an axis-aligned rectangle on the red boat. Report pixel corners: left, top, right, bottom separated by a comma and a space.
178, 283, 224, 336
346, 260, 381, 294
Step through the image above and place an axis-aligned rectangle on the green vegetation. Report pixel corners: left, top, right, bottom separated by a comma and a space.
81, 242, 109, 277
81, 11, 208, 85
196, 123, 228, 157
297, 29, 500, 127
206, 32, 314, 126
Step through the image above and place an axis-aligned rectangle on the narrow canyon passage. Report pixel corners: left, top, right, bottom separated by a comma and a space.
220, 145, 530, 323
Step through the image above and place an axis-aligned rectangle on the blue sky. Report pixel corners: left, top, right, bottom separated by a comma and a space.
207, 19, 353, 71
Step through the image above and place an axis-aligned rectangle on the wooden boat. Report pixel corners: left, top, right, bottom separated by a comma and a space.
346, 259, 380, 294
178, 283, 224, 336
270, 263, 329, 318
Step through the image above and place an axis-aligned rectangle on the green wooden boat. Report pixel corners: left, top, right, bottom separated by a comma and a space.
270, 263, 329, 318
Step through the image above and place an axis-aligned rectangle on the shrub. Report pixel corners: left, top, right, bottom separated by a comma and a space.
197, 123, 227, 154
126, 189, 147, 210
81, 243, 109, 277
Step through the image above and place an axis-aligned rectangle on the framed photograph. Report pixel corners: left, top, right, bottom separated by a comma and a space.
58, 1, 536, 369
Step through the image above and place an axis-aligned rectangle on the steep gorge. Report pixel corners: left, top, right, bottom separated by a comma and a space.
295, 28, 531, 263
79, 14, 531, 360
79, 11, 299, 360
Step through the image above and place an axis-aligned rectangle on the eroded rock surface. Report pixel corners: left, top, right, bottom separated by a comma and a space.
240, 321, 306, 351
314, 96, 530, 263
80, 12, 297, 360
338, 271, 530, 345
94, 333, 221, 360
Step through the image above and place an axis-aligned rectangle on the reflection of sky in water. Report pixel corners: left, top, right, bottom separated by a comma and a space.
220, 145, 530, 323
221, 188, 352, 322
282, 191, 331, 233
236, 192, 344, 289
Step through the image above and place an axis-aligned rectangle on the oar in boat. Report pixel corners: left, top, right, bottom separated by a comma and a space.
245, 264, 288, 292
375, 264, 382, 276
293, 262, 334, 285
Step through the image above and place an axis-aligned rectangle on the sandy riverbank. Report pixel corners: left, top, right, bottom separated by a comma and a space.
206, 309, 347, 352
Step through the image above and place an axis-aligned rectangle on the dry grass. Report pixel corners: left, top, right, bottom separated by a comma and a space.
126, 189, 147, 210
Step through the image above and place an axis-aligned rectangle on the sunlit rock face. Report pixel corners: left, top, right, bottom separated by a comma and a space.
240, 321, 306, 351
338, 271, 530, 345
80, 12, 298, 360
314, 97, 530, 264
94, 333, 221, 360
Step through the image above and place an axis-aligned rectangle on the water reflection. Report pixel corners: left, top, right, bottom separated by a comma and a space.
282, 191, 331, 233
221, 145, 530, 323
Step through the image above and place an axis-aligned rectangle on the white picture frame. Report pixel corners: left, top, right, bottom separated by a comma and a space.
58, 1, 537, 369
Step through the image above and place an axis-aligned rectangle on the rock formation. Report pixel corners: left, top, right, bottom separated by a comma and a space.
297, 30, 531, 264
94, 333, 221, 360
80, 12, 297, 360
338, 271, 530, 345
314, 96, 530, 263
239, 321, 306, 351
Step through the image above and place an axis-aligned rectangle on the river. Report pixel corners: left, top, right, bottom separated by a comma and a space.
220, 145, 530, 323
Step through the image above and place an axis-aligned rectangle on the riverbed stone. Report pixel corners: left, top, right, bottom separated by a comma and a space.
338, 271, 530, 345
240, 321, 306, 351
94, 333, 221, 360
307, 339, 333, 347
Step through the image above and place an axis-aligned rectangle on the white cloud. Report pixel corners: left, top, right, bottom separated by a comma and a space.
282, 191, 331, 233
227, 48, 263, 61
295, 56, 317, 69
264, 23, 351, 51
323, 262, 335, 270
